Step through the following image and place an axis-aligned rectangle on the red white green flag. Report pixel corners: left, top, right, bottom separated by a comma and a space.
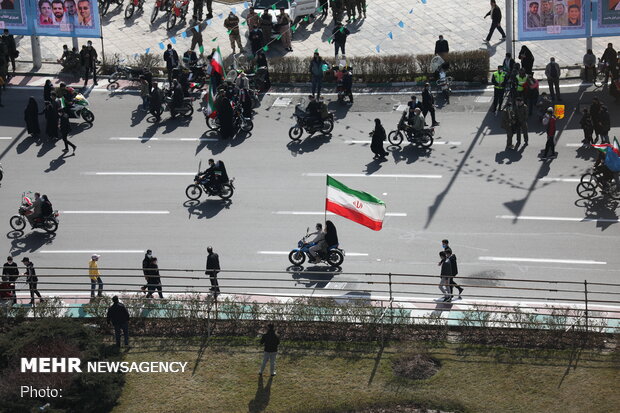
592, 137, 620, 156
203, 84, 217, 118
325, 176, 386, 231
211, 46, 224, 77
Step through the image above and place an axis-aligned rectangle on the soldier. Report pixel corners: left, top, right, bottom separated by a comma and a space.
355, 0, 366, 18
192, 0, 203, 21
344, 0, 356, 22
224, 11, 242, 54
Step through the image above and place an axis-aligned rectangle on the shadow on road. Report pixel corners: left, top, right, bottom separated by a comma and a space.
183, 199, 232, 219
8, 231, 56, 255
286, 133, 332, 155
288, 265, 340, 288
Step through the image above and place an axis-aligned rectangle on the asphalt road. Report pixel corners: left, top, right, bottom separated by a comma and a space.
1, 82, 619, 306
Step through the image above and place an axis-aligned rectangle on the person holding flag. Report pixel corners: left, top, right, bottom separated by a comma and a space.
207, 47, 224, 91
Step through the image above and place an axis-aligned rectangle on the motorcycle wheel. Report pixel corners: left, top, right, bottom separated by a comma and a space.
419, 132, 434, 148
387, 130, 403, 146
9, 216, 26, 231
576, 182, 596, 199
124, 3, 134, 18
288, 250, 306, 266
327, 250, 344, 267
219, 183, 234, 200
181, 102, 193, 117
166, 13, 176, 30
321, 118, 334, 134
206, 116, 220, 131
44, 218, 59, 234
185, 184, 202, 200
81, 109, 95, 124
288, 126, 303, 141
150, 6, 158, 23
240, 119, 254, 132
101, 0, 110, 15
109, 71, 121, 83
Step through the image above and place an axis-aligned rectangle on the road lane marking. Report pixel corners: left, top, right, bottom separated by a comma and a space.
479, 256, 606, 265
85, 172, 195, 176
496, 215, 619, 223
274, 211, 407, 217
258, 251, 369, 256
61, 210, 170, 214
39, 250, 145, 254
539, 178, 580, 182
303, 173, 442, 179
343, 140, 461, 145
0, 137, 12, 140
110, 137, 219, 142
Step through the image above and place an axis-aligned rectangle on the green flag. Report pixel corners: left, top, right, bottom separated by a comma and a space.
211, 37, 218, 42
241, 21, 246, 25
304, 16, 309, 21
263, 45, 269, 51
276, 34, 282, 40
327, 37, 332, 44
291, 24, 298, 32
199, 45, 204, 54
340, 26, 344, 32
227, 29, 232, 35
270, 4, 276, 9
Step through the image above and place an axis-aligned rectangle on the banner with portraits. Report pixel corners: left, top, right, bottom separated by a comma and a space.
0, 0, 101, 37
591, 0, 620, 35
519, 0, 589, 39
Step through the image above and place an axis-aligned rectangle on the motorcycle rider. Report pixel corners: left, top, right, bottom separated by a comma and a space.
57, 44, 78, 70
308, 223, 327, 263
25, 192, 42, 227
182, 48, 198, 68
198, 158, 228, 192
305, 95, 322, 130
325, 220, 339, 248
170, 79, 184, 118
411, 107, 425, 135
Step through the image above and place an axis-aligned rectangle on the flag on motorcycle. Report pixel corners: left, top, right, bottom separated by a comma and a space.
203, 85, 217, 118
211, 46, 224, 78
325, 176, 386, 231
592, 137, 620, 156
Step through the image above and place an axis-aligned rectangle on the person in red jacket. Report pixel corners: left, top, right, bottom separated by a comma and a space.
541, 107, 557, 160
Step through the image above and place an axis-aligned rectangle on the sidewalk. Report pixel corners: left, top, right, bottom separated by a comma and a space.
10, 0, 617, 76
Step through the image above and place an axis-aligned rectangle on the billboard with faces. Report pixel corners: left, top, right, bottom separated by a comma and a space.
519, 0, 589, 39
591, 0, 620, 36
0, 0, 101, 37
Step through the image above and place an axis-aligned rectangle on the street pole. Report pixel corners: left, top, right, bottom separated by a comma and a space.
506, 0, 514, 57
31, 36, 42, 70
586, 0, 593, 51
72, 37, 79, 52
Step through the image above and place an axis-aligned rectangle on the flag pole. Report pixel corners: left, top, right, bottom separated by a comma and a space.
324, 174, 328, 225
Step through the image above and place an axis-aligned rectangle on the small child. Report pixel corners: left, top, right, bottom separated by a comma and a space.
579, 108, 594, 146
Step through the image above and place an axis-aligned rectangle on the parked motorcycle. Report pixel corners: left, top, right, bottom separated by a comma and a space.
100, 0, 123, 16
166, 0, 189, 30
387, 124, 434, 148
66, 94, 95, 124
108, 60, 144, 84
288, 228, 345, 267
185, 173, 235, 200
124, 0, 144, 19
9, 193, 59, 234
288, 103, 334, 141
150, 0, 170, 23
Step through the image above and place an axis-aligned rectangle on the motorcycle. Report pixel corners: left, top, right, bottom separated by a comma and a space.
100, 0, 123, 16
150, 0, 170, 23
65, 93, 95, 124
124, 0, 144, 19
288, 102, 334, 141
9, 193, 59, 234
108, 60, 144, 84
288, 228, 345, 267
185, 172, 235, 201
187, 64, 208, 93
166, 0, 189, 30
246, 66, 269, 91
387, 123, 434, 148
201, 101, 254, 133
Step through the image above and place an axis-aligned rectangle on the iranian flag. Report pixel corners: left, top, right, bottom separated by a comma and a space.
325, 176, 386, 231
211, 46, 224, 78
203, 84, 217, 118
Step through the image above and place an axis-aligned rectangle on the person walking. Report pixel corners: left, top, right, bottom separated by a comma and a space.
583, 49, 597, 82
141, 249, 153, 293
541, 107, 557, 160
21, 257, 43, 305
370, 118, 388, 160
205, 0, 212, 19
277, 9, 293, 52
107, 296, 130, 348
437, 251, 452, 302
80, 40, 98, 87
422, 83, 439, 126
89, 254, 103, 298
43, 79, 53, 102
192, 0, 203, 21
332, 21, 350, 58
524, 75, 539, 117
545, 57, 561, 101
224, 11, 242, 54
24, 97, 41, 139
600, 43, 618, 84
590, 97, 602, 143
1, 29, 17, 73
445, 248, 464, 300
309, 52, 326, 98
484, 0, 506, 43
501, 102, 516, 149
44, 98, 59, 140
579, 108, 594, 146
319, 0, 329, 18
190, 25, 204, 53
163, 44, 179, 85
514, 97, 529, 147
205, 246, 220, 295
145, 257, 163, 298
258, 324, 280, 376
59, 109, 76, 153
518, 45, 535, 75
2, 256, 19, 305
491, 65, 506, 113
598, 105, 610, 144
434, 35, 449, 61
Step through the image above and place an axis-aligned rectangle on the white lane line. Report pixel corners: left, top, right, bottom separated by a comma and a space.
39, 250, 145, 254
303, 173, 442, 179
479, 256, 606, 265
0, 137, 12, 140
566, 143, 585, 147
274, 211, 407, 217
61, 210, 170, 214
343, 140, 461, 145
496, 215, 619, 223
258, 251, 369, 256
85, 172, 195, 176
539, 178, 580, 182
110, 137, 218, 142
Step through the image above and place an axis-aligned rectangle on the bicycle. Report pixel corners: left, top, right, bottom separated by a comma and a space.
576, 168, 620, 200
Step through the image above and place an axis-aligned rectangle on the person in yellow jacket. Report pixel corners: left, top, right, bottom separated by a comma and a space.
89, 254, 103, 298
491, 65, 506, 113
515, 68, 528, 99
